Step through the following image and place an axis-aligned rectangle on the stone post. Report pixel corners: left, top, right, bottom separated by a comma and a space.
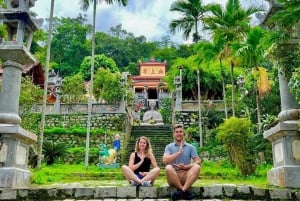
174, 66, 183, 111
0, 0, 39, 188
262, 0, 300, 188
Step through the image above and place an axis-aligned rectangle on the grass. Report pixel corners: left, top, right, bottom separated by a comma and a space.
30, 160, 272, 188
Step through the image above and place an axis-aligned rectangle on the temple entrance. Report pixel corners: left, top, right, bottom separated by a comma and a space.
148, 88, 157, 99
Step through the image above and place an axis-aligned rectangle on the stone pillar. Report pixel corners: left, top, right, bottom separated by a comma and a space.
174, 74, 182, 111
0, 0, 39, 188
263, 59, 300, 188
0, 125, 36, 188
0, 61, 23, 124
0, 61, 37, 188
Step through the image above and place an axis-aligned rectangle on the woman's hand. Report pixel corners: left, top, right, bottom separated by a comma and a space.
139, 172, 148, 177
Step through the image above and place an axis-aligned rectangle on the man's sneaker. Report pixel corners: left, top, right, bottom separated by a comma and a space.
184, 191, 195, 200
171, 190, 184, 201
129, 180, 137, 186
142, 180, 152, 186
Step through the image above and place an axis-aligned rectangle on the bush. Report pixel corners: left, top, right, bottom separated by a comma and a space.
42, 141, 68, 165
217, 117, 256, 176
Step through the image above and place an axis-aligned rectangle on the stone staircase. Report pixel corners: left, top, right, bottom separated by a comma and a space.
124, 125, 173, 167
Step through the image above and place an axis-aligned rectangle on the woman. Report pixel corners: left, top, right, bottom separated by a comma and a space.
122, 136, 160, 186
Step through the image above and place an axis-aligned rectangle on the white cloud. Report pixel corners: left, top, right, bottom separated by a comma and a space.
31, 0, 268, 44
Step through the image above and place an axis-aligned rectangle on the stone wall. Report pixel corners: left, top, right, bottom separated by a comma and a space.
44, 133, 121, 164
1, 185, 299, 200
45, 113, 126, 131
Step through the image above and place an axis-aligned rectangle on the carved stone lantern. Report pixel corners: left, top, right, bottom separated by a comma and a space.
0, 0, 39, 188
262, 0, 300, 188
174, 66, 183, 111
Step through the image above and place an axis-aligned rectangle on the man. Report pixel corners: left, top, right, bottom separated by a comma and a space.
162, 124, 201, 200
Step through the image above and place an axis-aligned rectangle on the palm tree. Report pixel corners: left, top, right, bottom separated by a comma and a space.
204, 0, 262, 117
235, 26, 271, 133
38, 0, 55, 169
169, 0, 208, 43
79, 0, 127, 169
195, 39, 229, 119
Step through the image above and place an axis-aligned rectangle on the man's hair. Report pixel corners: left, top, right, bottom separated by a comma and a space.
173, 124, 184, 131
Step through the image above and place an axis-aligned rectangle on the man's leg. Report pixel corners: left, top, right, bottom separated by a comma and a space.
182, 163, 200, 192
165, 165, 183, 190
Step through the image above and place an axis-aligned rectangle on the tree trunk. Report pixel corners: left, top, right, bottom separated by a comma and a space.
38, 0, 55, 169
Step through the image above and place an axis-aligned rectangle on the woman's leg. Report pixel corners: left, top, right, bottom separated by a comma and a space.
141, 167, 160, 183
121, 165, 142, 185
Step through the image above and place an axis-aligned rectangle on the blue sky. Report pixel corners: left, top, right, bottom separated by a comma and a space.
31, 0, 269, 44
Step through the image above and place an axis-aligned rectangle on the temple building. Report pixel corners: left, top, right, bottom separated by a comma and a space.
130, 57, 169, 109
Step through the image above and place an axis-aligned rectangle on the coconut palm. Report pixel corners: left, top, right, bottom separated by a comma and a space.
169, 0, 208, 43
79, 0, 127, 169
204, 0, 262, 117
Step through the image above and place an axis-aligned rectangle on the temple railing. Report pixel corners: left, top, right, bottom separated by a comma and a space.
31, 102, 126, 114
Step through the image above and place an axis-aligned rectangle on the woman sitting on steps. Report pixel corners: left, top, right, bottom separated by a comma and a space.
121, 136, 160, 186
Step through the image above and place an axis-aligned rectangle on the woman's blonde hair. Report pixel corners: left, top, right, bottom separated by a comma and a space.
135, 136, 153, 155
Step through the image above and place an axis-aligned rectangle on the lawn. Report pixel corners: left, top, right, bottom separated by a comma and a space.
30, 160, 272, 188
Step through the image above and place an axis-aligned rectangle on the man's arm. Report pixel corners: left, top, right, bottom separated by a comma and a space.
162, 151, 182, 165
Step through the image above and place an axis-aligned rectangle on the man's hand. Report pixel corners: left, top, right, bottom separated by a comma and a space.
172, 163, 187, 170
178, 141, 183, 154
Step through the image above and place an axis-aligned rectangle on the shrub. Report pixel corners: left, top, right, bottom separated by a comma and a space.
42, 141, 68, 165
217, 117, 256, 176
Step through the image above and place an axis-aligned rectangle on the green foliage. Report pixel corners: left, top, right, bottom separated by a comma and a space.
0, 24, 8, 41
217, 117, 256, 176
44, 127, 69, 135
30, 161, 271, 186
50, 16, 91, 77
42, 141, 68, 165
62, 73, 86, 103
159, 98, 172, 124
289, 67, 300, 104
80, 54, 119, 81
93, 68, 124, 103
19, 77, 43, 133
169, 0, 207, 42
44, 126, 106, 136
67, 147, 98, 155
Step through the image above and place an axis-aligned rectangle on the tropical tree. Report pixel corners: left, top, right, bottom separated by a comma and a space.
194, 39, 229, 118
93, 68, 124, 103
79, 54, 119, 80
235, 26, 271, 133
37, 0, 56, 169
169, 0, 208, 43
204, 0, 262, 117
79, 0, 127, 169
50, 15, 90, 77
62, 73, 86, 103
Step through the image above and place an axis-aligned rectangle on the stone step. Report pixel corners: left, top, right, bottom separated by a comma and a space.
2, 185, 298, 200
124, 125, 173, 167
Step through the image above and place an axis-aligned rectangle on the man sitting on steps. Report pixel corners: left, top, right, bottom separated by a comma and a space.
163, 124, 201, 200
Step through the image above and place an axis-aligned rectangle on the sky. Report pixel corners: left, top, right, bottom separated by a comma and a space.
31, 0, 269, 44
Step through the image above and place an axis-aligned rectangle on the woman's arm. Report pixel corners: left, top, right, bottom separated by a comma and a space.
149, 153, 158, 168
128, 152, 144, 171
